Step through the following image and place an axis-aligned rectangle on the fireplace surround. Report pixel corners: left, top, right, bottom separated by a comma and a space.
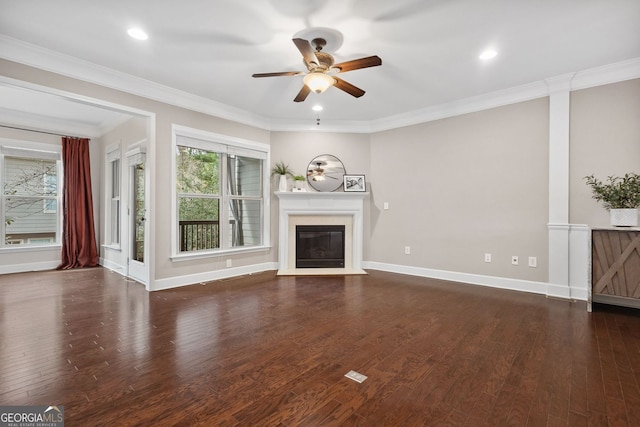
275, 191, 367, 275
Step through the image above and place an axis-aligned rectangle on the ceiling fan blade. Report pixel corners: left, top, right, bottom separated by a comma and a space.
252, 71, 302, 78
333, 55, 382, 73
333, 77, 366, 98
292, 38, 319, 67
293, 85, 311, 102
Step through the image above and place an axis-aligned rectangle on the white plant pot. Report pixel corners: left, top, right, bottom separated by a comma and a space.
610, 208, 638, 227
278, 174, 287, 192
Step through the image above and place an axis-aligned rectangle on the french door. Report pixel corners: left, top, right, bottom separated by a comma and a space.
126, 150, 148, 285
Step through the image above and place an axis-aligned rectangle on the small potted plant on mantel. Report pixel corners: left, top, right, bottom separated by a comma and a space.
584, 173, 640, 226
292, 175, 306, 192
271, 161, 293, 192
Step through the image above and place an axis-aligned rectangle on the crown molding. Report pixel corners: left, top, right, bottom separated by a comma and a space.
0, 35, 270, 130
0, 106, 134, 138
0, 107, 95, 138
571, 57, 640, 91
369, 81, 549, 133
1, 36, 639, 134
370, 58, 640, 133
544, 73, 577, 94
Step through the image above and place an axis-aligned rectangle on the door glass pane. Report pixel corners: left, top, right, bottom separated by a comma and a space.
110, 159, 120, 245
133, 163, 145, 262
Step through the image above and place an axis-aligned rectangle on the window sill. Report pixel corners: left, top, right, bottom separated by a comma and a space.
102, 244, 122, 252
0, 244, 61, 254
170, 245, 271, 262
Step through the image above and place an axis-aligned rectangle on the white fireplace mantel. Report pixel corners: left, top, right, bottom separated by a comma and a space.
275, 191, 368, 275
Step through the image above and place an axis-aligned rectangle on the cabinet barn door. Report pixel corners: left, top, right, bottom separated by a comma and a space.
592, 230, 640, 300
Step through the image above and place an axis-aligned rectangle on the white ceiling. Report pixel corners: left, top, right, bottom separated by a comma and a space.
0, 0, 639, 134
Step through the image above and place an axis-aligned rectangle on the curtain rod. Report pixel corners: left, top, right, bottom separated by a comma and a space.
0, 124, 82, 139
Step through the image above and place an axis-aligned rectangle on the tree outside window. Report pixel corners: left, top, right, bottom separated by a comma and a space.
3, 156, 59, 245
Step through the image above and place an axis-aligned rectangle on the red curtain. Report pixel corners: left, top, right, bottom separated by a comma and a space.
57, 137, 98, 269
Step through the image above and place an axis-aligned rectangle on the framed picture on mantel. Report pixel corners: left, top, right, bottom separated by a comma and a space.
343, 174, 366, 192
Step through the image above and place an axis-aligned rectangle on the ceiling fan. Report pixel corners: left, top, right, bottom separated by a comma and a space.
252, 37, 382, 102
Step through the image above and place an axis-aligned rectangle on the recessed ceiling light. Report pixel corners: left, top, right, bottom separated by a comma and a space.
127, 28, 148, 41
479, 49, 498, 60
312, 105, 323, 112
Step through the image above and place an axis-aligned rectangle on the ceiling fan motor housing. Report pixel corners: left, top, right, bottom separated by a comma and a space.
305, 54, 334, 73
304, 38, 334, 72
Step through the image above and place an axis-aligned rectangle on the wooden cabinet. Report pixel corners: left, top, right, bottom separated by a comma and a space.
591, 228, 640, 309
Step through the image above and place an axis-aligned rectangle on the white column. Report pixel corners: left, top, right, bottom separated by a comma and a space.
545, 75, 573, 297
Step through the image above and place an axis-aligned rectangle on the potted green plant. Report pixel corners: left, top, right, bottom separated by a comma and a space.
584, 173, 640, 226
292, 175, 306, 191
271, 161, 293, 192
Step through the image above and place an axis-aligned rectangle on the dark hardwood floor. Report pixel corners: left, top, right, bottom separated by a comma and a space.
1, 267, 640, 426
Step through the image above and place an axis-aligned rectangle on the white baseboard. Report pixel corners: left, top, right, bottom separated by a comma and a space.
363, 261, 585, 301
150, 260, 585, 301
151, 262, 278, 291
0, 260, 59, 275
99, 257, 126, 276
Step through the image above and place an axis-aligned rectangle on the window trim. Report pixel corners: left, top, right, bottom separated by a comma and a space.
170, 125, 270, 261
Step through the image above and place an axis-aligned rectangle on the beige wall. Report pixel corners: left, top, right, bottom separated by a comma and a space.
0, 59, 272, 283
269, 131, 371, 256
569, 78, 640, 226
2, 58, 639, 292
369, 98, 550, 282
151, 104, 271, 281
98, 116, 147, 272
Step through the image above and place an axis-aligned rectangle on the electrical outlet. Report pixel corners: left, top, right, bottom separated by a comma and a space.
226, 259, 232, 268
404, 246, 411, 255
511, 256, 519, 266
484, 253, 492, 263
383, 202, 389, 210
528, 256, 537, 268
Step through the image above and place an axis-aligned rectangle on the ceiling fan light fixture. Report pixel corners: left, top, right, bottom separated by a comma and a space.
303, 73, 335, 94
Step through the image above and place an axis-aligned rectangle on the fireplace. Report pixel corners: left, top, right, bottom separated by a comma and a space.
296, 225, 345, 268
275, 191, 367, 275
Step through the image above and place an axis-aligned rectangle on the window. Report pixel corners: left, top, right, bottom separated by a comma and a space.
1, 144, 61, 247
105, 144, 121, 247
173, 127, 269, 257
